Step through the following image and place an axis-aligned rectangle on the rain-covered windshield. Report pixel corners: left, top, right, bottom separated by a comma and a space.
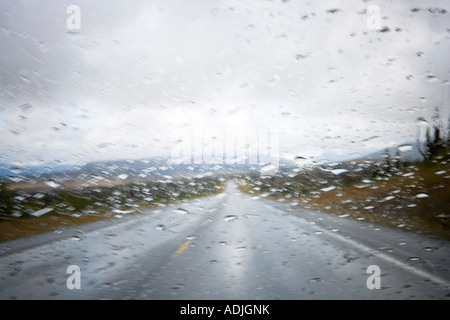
0, 0, 449, 304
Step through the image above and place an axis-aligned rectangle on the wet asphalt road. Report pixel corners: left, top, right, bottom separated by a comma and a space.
0, 181, 449, 299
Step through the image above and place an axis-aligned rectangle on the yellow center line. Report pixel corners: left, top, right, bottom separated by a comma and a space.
171, 240, 192, 258
171, 216, 214, 258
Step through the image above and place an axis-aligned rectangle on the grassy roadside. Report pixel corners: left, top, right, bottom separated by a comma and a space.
238, 150, 450, 240
0, 213, 107, 243
0, 177, 225, 243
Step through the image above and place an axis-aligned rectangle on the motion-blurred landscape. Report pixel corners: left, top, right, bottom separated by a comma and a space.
1, 0, 449, 300
1, 112, 449, 241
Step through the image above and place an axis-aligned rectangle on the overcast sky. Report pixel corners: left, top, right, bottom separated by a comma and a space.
0, 0, 449, 167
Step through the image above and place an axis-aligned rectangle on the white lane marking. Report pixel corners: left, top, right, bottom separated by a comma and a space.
324, 228, 450, 286
281, 210, 450, 287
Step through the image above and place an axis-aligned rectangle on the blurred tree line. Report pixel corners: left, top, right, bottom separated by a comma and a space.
0, 176, 224, 220
417, 107, 450, 160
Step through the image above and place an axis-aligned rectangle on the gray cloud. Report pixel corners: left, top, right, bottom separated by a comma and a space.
0, 0, 449, 165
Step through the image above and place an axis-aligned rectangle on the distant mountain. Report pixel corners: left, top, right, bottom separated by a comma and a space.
0, 142, 425, 181
0, 163, 77, 178
0, 156, 289, 182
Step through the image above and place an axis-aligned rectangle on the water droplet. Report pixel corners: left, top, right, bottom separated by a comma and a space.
155, 224, 165, 231
426, 75, 439, 83
295, 53, 309, 60
382, 196, 395, 202
327, 8, 340, 14
223, 215, 238, 222
171, 284, 185, 291
71, 236, 81, 241
408, 257, 420, 261
31, 207, 54, 217
423, 247, 433, 252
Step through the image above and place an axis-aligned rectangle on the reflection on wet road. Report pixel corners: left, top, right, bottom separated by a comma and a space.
0, 182, 449, 299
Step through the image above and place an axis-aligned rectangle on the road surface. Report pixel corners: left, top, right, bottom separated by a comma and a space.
0, 181, 449, 299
